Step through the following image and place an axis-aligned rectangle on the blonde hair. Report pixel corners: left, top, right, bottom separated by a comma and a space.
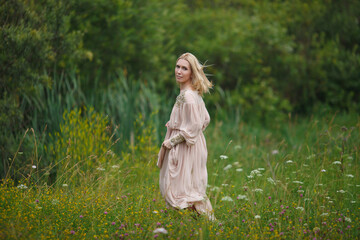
177, 52, 213, 96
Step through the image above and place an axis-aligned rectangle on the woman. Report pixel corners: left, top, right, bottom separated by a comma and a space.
157, 52, 215, 220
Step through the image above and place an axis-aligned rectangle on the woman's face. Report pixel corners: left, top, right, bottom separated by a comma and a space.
175, 59, 192, 84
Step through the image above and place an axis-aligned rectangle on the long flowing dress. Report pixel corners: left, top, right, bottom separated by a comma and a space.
157, 89, 215, 219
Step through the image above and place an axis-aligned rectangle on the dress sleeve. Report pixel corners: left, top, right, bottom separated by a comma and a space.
178, 93, 204, 146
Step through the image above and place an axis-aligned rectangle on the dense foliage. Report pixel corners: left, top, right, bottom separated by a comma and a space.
1, 0, 359, 177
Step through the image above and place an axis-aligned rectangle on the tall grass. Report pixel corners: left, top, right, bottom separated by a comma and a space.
1, 112, 358, 239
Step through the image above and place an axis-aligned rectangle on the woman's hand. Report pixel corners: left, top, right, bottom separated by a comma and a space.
162, 139, 172, 149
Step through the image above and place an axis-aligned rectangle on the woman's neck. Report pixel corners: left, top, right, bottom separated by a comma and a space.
180, 81, 194, 91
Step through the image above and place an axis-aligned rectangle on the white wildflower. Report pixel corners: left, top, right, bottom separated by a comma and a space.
357, 185, 360, 187
222, 184, 229, 187
153, 210, 159, 214
307, 154, 315, 159
220, 155, 228, 160
271, 150, 279, 155
247, 175, 254, 179
345, 217, 351, 223
325, 196, 331, 199
233, 161, 240, 166
316, 183, 324, 186
347, 156, 353, 160
111, 165, 120, 169
96, 167, 105, 171
253, 188, 263, 193
320, 213, 329, 216
303, 164, 309, 167
254, 215, 261, 219
345, 174, 354, 178
249, 169, 262, 177
52, 199, 59, 205
351, 201, 356, 203
62, 184, 68, 187
236, 168, 243, 172
153, 228, 168, 234
321, 169, 326, 172
237, 195, 248, 200
223, 164, 232, 171
210, 186, 220, 192
234, 145, 242, 150
35, 206, 42, 209
257, 168, 265, 171
286, 160, 293, 164
292, 181, 304, 184
17, 184, 28, 189
296, 207, 304, 211
221, 196, 233, 202
267, 177, 276, 185
332, 161, 342, 165
32, 165, 37, 169
304, 198, 311, 201
297, 190, 304, 193
329, 201, 334, 204
337, 190, 346, 193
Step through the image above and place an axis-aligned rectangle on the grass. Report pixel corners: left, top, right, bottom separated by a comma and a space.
0, 112, 359, 239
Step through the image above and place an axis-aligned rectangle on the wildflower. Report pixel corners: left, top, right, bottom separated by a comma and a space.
234, 145, 242, 150
351, 201, 356, 203
35, 206, 42, 209
345, 217, 351, 223
300, 194, 303, 197
320, 213, 329, 216
153, 198, 156, 202
135, 223, 140, 227
62, 184, 68, 187
296, 207, 304, 211
254, 202, 257, 206
221, 184, 229, 187
268, 196, 271, 200
35, 199, 39, 203
70, 230, 75, 234
79, 215, 84, 218
286, 160, 293, 164
210, 186, 220, 192
221, 196, 233, 202
257, 168, 265, 171
223, 164, 232, 171
96, 167, 105, 171
17, 184, 28, 189
104, 211, 108, 214
292, 181, 304, 184
337, 190, 346, 193
153, 210, 159, 214
153, 228, 168, 234
220, 155, 228, 160
306, 154, 315, 159
111, 165, 120, 169
332, 161, 341, 165
345, 174, 354, 178
236, 168, 243, 172
272, 150, 279, 155
255, 215, 261, 219
321, 169, 326, 172
154, 234, 158, 238
347, 156, 353, 160
32, 165, 36, 169
156, 222, 161, 226
237, 195, 248, 200
267, 177, 276, 185
51, 199, 59, 205
253, 188, 263, 193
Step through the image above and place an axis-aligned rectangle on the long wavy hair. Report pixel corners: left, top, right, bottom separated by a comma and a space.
177, 53, 213, 96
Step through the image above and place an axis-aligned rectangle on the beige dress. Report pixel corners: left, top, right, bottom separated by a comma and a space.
157, 89, 215, 220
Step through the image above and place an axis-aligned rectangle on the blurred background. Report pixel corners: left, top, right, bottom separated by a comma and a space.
1, 0, 359, 180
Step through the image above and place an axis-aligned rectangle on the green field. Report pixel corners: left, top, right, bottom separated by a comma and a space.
1, 113, 358, 239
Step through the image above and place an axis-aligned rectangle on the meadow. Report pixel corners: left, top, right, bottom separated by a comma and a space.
0, 111, 359, 239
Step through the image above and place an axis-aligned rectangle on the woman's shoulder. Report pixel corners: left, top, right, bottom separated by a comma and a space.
182, 89, 201, 104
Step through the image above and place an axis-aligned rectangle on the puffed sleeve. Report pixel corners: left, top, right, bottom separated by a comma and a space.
178, 92, 204, 146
